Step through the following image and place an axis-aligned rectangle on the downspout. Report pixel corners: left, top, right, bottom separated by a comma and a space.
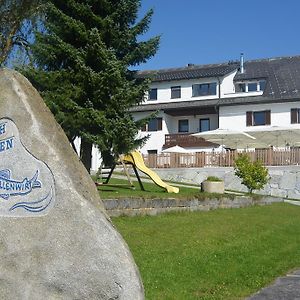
215, 76, 221, 128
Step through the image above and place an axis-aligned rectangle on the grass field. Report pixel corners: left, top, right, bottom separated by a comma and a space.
113, 203, 300, 299
97, 177, 232, 200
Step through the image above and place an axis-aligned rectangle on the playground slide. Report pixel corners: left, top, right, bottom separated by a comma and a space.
123, 151, 179, 193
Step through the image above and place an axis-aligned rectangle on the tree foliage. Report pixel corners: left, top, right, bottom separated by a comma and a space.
22, 0, 159, 170
0, 0, 42, 66
234, 153, 270, 193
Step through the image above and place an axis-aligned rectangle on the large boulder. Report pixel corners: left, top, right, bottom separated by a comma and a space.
0, 68, 144, 299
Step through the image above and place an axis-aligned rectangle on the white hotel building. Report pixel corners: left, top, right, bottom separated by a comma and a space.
131, 55, 300, 154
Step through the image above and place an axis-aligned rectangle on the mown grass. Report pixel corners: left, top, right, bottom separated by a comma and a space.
113, 203, 300, 299
97, 177, 229, 200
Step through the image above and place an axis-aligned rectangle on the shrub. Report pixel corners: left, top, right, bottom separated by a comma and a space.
234, 153, 270, 193
206, 176, 223, 182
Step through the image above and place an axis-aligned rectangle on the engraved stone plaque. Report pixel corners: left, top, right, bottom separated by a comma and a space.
0, 69, 144, 300
0, 118, 55, 216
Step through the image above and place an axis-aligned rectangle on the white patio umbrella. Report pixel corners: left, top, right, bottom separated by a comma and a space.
245, 126, 300, 148
161, 145, 188, 153
220, 136, 268, 149
192, 128, 256, 149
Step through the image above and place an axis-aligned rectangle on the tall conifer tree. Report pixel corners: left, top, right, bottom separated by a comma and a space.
23, 0, 159, 170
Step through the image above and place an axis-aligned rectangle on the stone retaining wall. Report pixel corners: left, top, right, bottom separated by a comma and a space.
152, 166, 300, 199
103, 196, 283, 217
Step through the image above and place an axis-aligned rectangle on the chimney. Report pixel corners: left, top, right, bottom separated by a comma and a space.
240, 53, 244, 74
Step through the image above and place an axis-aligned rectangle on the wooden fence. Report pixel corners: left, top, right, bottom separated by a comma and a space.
142, 148, 300, 168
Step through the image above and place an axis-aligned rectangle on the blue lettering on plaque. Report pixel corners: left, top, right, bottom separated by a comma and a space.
0, 137, 14, 152
0, 118, 55, 216
5, 137, 13, 149
0, 169, 41, 200
0, 123, 6, 135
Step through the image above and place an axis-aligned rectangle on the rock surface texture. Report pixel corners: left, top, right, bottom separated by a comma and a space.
0, 69, 144, 299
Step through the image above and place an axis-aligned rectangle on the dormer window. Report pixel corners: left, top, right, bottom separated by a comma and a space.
236, 83, 246, 93
235, 80, 266, 93
248, 82, 257, 92
259, 80, 266, 91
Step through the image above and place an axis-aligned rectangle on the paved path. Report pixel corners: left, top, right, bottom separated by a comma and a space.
247, 270, 300, 300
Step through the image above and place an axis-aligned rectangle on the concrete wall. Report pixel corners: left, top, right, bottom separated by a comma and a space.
152, 166, 300, 200
103, 195, 283, 217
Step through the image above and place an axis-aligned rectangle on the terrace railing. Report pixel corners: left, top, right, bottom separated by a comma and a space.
142, 148, 300, 168
163, 133, 217, 148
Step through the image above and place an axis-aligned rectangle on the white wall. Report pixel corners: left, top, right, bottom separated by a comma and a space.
133, 111, 168, 154
73, 137, 102, 174
220, 70, 236, 96
168, 114, 218, 134
143, 71, 264, 104
143, 78, 220, 105
133, 111, 219, 154
219, 102, 300, 130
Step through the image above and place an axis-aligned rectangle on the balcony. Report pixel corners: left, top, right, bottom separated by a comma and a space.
163, 133, 218, 149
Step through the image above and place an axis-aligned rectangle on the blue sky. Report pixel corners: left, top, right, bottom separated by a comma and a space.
138, 0, 300, 70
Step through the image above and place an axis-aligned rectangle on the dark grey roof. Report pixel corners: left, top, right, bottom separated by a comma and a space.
233, 56, 300, 101
130, 99, 220, 112
134, 55, 300, 109
137, 63, 238, 82
218, 95, 300, 106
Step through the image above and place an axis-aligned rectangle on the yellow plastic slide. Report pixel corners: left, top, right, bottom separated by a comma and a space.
122, 151, 179, 193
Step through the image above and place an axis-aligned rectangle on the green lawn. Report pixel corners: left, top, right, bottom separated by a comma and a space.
113, 203, 300, 299
97, 177, 229, 200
